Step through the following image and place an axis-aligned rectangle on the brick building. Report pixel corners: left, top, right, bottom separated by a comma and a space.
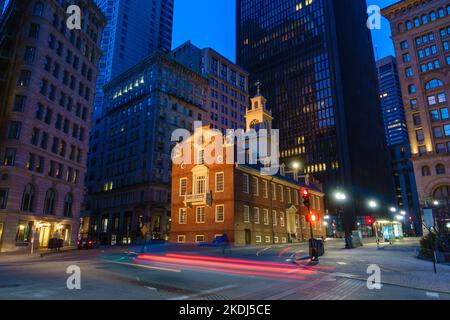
170, 93, 325, 245
382, 1, 450, 206
0, 0, 105, 252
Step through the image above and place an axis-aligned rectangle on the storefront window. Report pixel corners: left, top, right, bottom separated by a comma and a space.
16, 221, 33, 243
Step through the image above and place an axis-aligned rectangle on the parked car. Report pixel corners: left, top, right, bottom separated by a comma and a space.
77, 237, 98, 250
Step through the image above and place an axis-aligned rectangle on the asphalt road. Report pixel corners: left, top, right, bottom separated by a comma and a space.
0, 239, 449, 300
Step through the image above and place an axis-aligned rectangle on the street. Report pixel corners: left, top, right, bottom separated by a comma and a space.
0, 238, 449, 300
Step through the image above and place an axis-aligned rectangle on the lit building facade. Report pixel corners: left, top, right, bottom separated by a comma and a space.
237, 0, 394, 237
170, 93, 325, 245
382, 0, 450, 206
93, 0, 174, 119
85, 52, 208, 245
376, 56, 421, 235
0, 0, 105, 252
171, 41, 249, 133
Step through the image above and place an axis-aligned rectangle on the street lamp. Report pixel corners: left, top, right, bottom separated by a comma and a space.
389, 207, 397, 213
433, 200, 439, 206
368, 200, 378, 209
292, 161, 300, 170
335, 192, 347, 201
396, 215, 404, 221
400, 210, 406, 216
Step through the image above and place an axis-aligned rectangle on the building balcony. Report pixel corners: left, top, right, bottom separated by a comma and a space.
183, 193, 212, 206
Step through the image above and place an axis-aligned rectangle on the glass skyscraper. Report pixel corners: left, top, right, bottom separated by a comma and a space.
237, 0, 394, 237
377, 56, 421, 235
93, 0, 174, 118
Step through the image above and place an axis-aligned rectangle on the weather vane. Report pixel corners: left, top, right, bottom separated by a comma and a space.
255, 80, 262, 94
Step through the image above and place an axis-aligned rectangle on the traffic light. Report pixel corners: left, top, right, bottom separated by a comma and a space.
367, 217, 373, 225
307, 211, 318, 223
302, 188, 311, 209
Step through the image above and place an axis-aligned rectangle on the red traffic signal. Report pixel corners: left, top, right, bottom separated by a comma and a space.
367, 217, 373, 225
307, 211, 318, 223
302, 189, 310, 197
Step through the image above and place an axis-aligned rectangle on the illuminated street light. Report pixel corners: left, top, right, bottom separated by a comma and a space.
400, 210, 406, 216
389, 207, 397, 213
433, 200, 439, 206
446, 222, 450, 229
324, 215, 330, 220
292, 162, 300, 170
368, 200, 377, 209
396, 215, 404, 221
335, 192, 347, 201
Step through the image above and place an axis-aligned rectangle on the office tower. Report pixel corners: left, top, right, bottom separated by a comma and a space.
85, 52, 208, 245
171, 41, 249, 133
382, 1, 450, 209
376, 56, 421, 235
237, 0, 394, 240
93, 0, 174, 118
170, 93, 326, 245
0, 0, 105, 252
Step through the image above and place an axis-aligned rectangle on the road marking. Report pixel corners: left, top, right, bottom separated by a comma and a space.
426, 292, 440, 299
337, 262, 347, 265
144, 286, 157, 291
109, 261, 181, 273
256, 246, 273, 256
169, 284, 239, 300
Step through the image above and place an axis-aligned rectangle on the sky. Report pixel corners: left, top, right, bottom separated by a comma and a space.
172, 0, 399, 63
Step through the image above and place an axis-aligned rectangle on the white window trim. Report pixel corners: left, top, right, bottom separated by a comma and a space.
179, 208, 187, 224
215, 204, 225, 223
243, 174, 249, 194
265, 236, 271, 243
177, 235, 186, 243
215, 172, 224, 193
271, 183, 276, 200
274, 236, 279, 244
263, 209, 269, 225
256, 235, 262, 243
280, 212, 285, 227
195, 235, 205, 243
263, 180, 268, 198
272, 210, 277, 226
254, 207, 260, 224
253, 177, 259, 196
179, 178, 187, 197
196, 207, 206, 224
243, 205, 250, 223
279, 185, 284, 202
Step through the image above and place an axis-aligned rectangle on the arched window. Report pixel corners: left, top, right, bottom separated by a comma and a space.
421, 14, 428, 24
21, 184, 35, 212
250, 120, 260, 130
429, 11, 437, 21
436, 164, 446, 175
422, 166, 431, 176
44, 189, 56, 215
433, 186, 450, 201
425, 79, 444, 91
437, 8, 445, 18
63, 193, 73, 217
405, 20, 412, 30
33, 2, 44, 16
413, 17, 420, 27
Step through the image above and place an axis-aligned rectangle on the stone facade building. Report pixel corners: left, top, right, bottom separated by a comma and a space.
171, 41, 249, 133
0, 0, 105, 252
382, 1, 450, 206
85, 52, 208, 245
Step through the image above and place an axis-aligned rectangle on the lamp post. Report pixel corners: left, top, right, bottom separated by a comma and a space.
334, 191, 350, 248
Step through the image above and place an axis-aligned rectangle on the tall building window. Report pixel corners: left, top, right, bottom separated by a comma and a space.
263, 209, 269, 225
272, 210, 277, 226
422, 166, 431, 176
194, 175, 206, 195
243, 174, 249, 193
252, 177, 259, 196
21, 184, 35, 212
33, 2, 44, 16
215, 205, 225, 222
13, 95, 27, 112
436, 164, 446, 175
196, 207, 205, 223
179, 208, 187, 224
8, 121, 22, 139
280, 212, 285, 227
215, 172, 224, 192
253, 207, 260, 224
262, 180, 268, 198
179, 178, 187, 196
0, 189, 8, 209
44, 189, 56, 215
17, 70, 31, 86
3, 148, 16, 166
63, 193, 73, 217
271, 183, 276, 200
243, 205, 250, 223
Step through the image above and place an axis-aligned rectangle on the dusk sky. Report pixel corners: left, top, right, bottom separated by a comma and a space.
172, 0, 398, 62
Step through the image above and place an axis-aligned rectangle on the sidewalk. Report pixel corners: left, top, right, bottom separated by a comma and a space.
300, 238, 450, 294
0, 247, 77, 263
